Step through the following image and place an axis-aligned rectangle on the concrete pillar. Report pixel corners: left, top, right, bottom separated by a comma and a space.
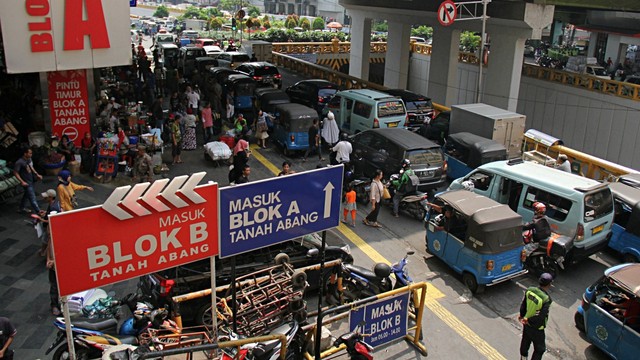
428, 27, 461, 106
605, 34, 622, 64
484, 31, 527, 111
587, 31, 598, 58
384, 21, 411, 89
348, 12, 372, 80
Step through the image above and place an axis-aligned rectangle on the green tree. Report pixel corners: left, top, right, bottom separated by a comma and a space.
411, 25, 433, 40
285, 17, 297, 29
312, 17, 325, 31
271, 19, 285, 28
153, 5, 169, 18
460, 31, 481, 52
248, 5, 261, 17
209, 17, 224, 32
250, 18, 262, 30
204, 7, 223, 18
182, 6, 206, 20
373, 20, 387, 33
300, 17, 311, 31
220, 0, 241, 11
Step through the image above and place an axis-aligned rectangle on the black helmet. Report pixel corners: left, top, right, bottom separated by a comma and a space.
373, 263, 391, 278
402, 159, 411, 168
341, 132, 349, 141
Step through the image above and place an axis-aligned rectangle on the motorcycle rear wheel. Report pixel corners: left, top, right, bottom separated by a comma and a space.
342, 280, 361, 303
527, 255, 559, 278
52, 344, 95, 360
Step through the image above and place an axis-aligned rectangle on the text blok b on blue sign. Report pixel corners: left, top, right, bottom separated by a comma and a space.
349, 292, 409, 348
219, 166, 343, 258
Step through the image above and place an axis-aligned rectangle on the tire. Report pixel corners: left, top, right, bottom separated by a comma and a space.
52, 344, 94, 360
623, 253, 638, 263
528, 255, 559, 279
574, 311, 586, 333
274, 253, 290, 265
462, 272, 485, 294
195, 303, 214, 327
292, 270, 307, 289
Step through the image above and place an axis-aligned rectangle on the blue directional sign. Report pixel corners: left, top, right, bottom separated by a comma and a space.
349, 292, 409, 348
219, 166, 343, 258
130, 0, 137, 7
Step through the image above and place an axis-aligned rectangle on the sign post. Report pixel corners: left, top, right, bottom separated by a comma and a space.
218, 166, 343, 258
349, 292, 410, 348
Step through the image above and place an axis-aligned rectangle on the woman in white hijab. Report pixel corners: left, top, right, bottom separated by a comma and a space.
321, 111, 340, 146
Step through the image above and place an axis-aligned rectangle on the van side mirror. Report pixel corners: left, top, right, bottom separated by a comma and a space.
307, 248, 319, 258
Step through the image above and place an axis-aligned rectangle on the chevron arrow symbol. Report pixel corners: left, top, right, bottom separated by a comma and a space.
179, 172, 206, 204
141, 179, 171, 212
122, 183, 152, 217
103, 186, 134, 220
160, 175, 189, 208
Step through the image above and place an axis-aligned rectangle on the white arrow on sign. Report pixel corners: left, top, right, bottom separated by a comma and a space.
323, 182, 335, 218
102, 172, 207, 220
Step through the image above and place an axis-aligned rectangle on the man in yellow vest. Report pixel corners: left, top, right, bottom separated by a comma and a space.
518, 273, 553, 360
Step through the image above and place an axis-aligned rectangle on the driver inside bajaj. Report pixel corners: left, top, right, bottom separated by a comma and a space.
434, 205, 467, 239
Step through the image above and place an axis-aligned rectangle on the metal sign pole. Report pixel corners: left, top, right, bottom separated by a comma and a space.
209, 256, 218, 357
476, 0, 488, 103
62, 296, 76, 360
314, 230, 327, 360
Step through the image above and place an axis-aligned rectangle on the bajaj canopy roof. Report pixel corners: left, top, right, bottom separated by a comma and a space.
605, 263, 640, 297
437, 190, 522, 231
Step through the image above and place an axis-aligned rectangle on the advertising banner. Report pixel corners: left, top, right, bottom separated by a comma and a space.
0, 0, 131, 73
49, 173, 219, 296
47, 70, 91, 142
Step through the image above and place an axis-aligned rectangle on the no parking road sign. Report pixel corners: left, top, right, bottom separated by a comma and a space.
219, 166, 343, 258
438, 0, 457, 27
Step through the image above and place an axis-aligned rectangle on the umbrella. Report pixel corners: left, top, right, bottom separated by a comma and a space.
326, 21, 343, 29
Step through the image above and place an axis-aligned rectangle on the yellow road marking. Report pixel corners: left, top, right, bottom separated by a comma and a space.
251, 148, 507, 360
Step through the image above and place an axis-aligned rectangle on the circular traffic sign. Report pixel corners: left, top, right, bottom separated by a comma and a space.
236, 9, 245, 19
438, 0, 457, 27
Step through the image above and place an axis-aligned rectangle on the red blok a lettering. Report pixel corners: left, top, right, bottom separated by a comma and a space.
63, 0, 110, 50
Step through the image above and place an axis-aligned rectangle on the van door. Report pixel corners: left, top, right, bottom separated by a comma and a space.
351, 100, 372, 132
342, 98, 354, 133
498, 177, 524, 213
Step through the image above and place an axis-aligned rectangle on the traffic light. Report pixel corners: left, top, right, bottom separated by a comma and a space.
232, 18, 237, 31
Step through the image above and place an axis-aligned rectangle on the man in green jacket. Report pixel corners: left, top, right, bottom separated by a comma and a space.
391, 158, 415, 217
519, 273, 553, 360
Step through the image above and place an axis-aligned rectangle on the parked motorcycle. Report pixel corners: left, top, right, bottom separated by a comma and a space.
333, 327, 374, 360
383, 180, 429, 220
219, 321, 304, 360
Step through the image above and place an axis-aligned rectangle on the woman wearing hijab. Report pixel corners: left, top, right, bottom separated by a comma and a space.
320, 111, 340, 147
56, 170, 94, 211
229, 138, 251, 184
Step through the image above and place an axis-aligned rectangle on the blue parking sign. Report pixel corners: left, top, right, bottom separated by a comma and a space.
219, 166, 343, 258
349, 292, 409, 348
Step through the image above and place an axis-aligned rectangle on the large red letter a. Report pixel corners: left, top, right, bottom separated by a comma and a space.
64, 0, 110, 50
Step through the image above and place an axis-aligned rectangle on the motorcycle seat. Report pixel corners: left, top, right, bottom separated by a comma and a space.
72, 318, 118, 331
253, 323, 298, 358
344, 264, 381, 282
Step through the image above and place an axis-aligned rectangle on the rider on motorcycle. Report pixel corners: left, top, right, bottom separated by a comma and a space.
390, 159, 415, 217
523, 202, 551, 243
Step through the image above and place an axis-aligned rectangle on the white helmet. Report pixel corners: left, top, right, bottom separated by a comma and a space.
461, 180, 475, 191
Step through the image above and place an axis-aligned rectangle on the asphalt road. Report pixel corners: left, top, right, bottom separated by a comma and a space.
0, 18, 620, 360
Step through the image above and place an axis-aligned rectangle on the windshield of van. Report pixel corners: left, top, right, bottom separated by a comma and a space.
406, 148, 442, 166
584, 188, 613, 222
405, 99, 433, 111
377, 100, 405, 118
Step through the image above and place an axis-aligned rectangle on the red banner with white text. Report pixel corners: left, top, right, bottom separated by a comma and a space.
48, 70, 91, 143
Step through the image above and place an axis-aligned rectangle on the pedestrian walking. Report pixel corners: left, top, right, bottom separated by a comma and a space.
303, 118, 323, 162
342, 184, 357, 227
201, 102, 214, 143
235, 164, 251, 184
363, 169, 384, 228
254, 110, 270, 148
170, 115, 183, 164
0, 316, 16, 359
277, 161, 295, 176
519, 273, 554, 360
182, 108, 197, 150
56, 170, 94, 212
131, 145, 154, 183
14, 147, 42, 214
37, 189, 61, 256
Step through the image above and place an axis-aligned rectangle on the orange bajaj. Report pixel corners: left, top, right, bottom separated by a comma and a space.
425, 190, 528, 293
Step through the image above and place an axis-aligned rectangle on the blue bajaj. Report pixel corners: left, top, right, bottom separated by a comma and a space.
575, 263, 640, 360
272, 103, 317, 156
226, 74, 257, 121
608, 182, 640, 263
425, 190, 527, 293
444, 132, 507, 180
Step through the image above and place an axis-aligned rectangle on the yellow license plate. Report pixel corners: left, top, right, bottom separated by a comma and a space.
592, 224, 605, 235
387, 122, 398, 128
501, 264, 512, 272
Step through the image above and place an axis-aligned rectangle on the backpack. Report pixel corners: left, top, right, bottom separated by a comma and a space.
401, 171, 420, 193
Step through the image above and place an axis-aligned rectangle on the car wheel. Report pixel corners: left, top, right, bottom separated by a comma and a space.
275, 253, 290, 265
574, 311, 586, 333
462, 272, 484, 294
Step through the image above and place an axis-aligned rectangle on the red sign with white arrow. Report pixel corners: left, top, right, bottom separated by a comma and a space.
49, 172, 219, 297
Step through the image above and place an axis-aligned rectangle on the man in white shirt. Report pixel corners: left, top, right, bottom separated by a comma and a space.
185, 85, 200, 114
555, 154, 571, 173
332, 133, 352, 164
